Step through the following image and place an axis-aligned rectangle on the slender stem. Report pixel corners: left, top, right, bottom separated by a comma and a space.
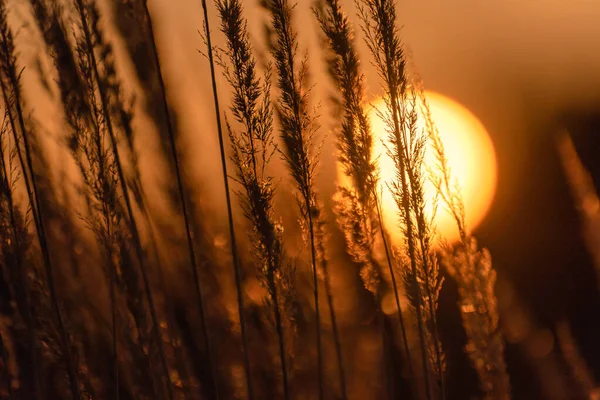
109, 260, 119, 399
0, 44, 81, 400
304, 191, 324, 400
265, 1, 325, 395
245, 74, 290, 400
407, 100, 445, 397
388, 100, 432, 400
313, 205, 345, 398
374, 190, 413, 379
145, 214, 197, 400
72, 2, 173, 398
369, 1, 432, 394
376, 294, 400, 400
269, 278, 290, 399
199, 0, 253, 398
216, 1, 290, 391
415, 228, 445, 399
323, 269, 347, 399
141, 2, 219, 398
93, 79, 120, 400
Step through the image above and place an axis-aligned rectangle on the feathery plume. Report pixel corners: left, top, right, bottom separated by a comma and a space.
423, 85, 509, 399
60, 3, 126, 395
403, 86, 445, 395
262, 0, 347, 397
199, 0, 254, 397
0, 3, 81, 398
32, 1, 164, 396
70, 0, 174, 397
356, 0, 435, 397
215, 1, 296, 397
440, 239, 509, 400
314, 1, 414, 390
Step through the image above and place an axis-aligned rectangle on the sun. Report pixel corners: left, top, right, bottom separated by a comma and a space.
368, 91, 497, 244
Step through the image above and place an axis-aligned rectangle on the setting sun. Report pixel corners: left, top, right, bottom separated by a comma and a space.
370, 92, 498, 244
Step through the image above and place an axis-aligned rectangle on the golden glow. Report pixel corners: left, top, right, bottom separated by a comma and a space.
369, 92, 497, 244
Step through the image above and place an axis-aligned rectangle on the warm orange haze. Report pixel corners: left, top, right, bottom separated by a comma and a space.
0, 0, 599, 399
371, 91, 497, 243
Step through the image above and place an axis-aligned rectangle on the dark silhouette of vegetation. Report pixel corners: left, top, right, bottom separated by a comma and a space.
0, 2, 81, 398
199, 0, 254, 398
141, 1, 219, 397
215, 0, 296, 398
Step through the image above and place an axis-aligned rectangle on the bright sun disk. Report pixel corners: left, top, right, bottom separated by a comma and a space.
362, 91, 497, 244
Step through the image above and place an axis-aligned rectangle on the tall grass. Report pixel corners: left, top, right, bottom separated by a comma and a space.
141, 1, 219, 397
70, 0, 173, 398
215, 1, 295, 397
261, 0, 349, 397
0, 3, 81, 398
356, 0, 439, 397
402, 86, 445, 397
65, 21, 122, 398
423, 84, 509, 399
199, 0, 254, 398
0, 106, 36, 400
32, 0, 161, 396
314, 1, 414, 393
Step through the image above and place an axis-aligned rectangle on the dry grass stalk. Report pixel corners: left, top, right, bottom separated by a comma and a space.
32, 1, 162, 396
215, 1, 296, 397
199, 0, 254, 398
140, 0, 219, 397
0, 3, 82, 397
314, 0, 414, 391
262, 0, 348, 397
422, 87, 509, 399
356, 0, 437, 397
61, 6, 124, 397
402, 87, 445, 396
70, 0, 174, 397
440, 239, 508, 400
66, 55, 122, 399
